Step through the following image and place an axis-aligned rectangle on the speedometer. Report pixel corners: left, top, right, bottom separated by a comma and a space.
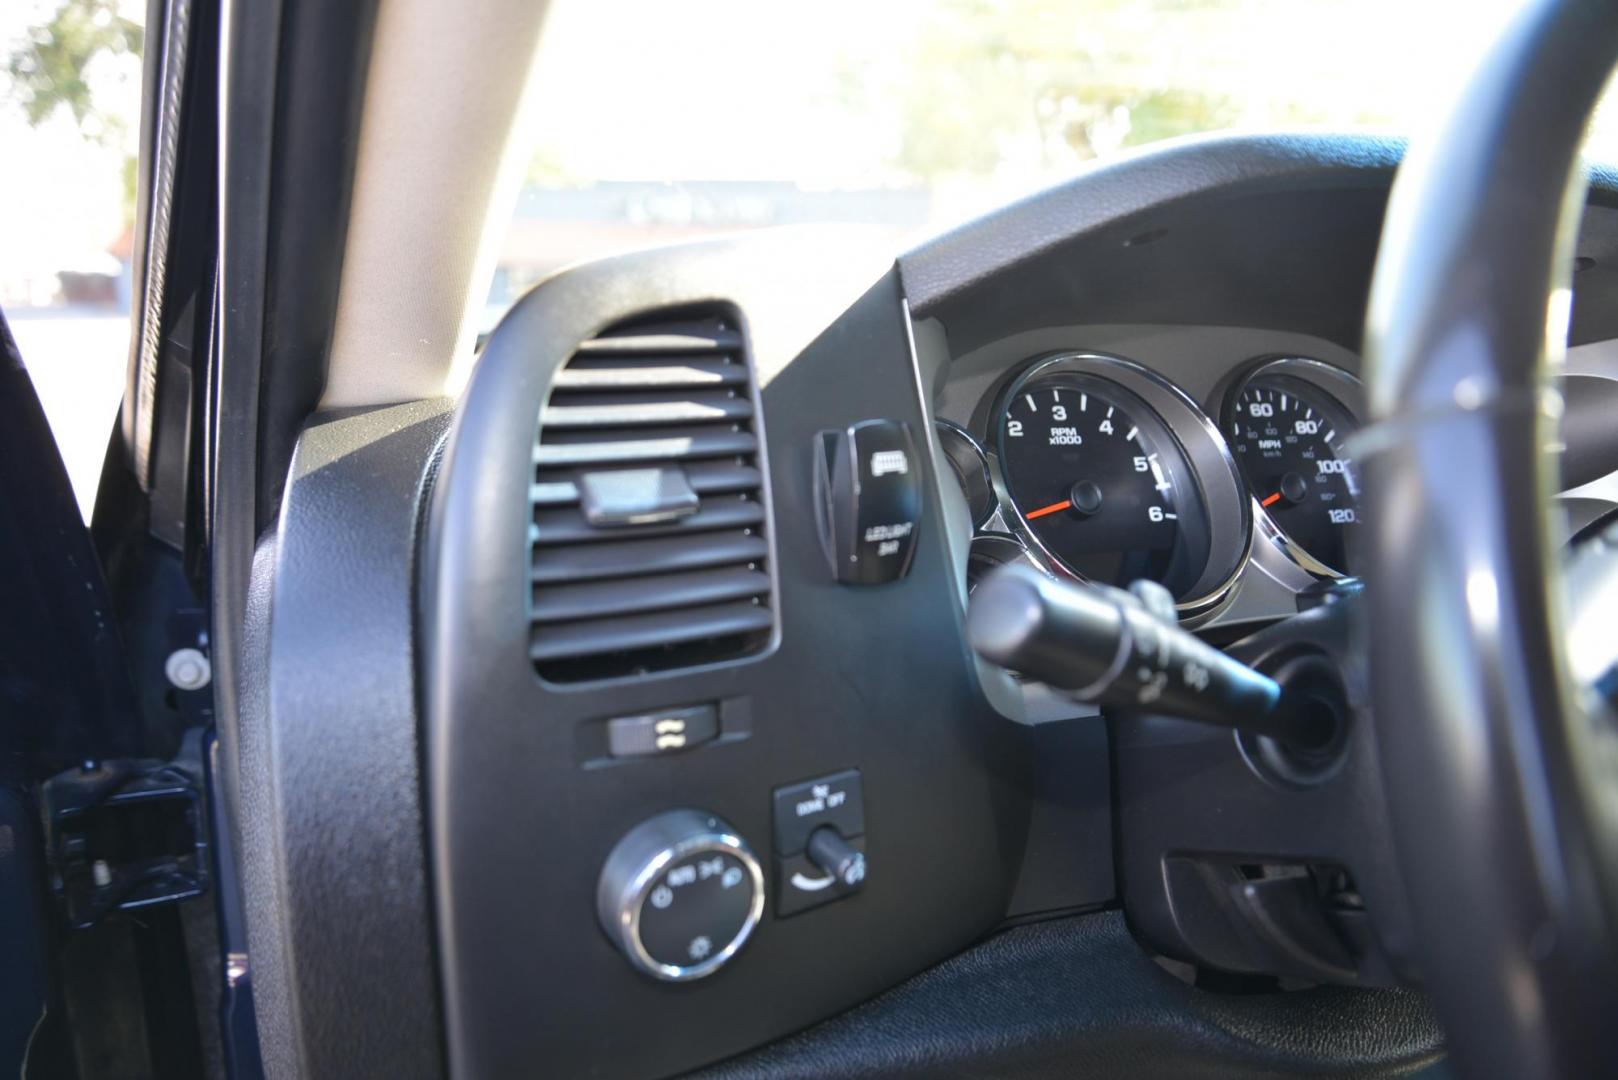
1224, 359, 1362, 576
997, 368, 1210, 597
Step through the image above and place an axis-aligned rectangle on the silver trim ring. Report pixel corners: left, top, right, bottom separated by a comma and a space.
614, 830, 766, 983
1220, 356, 1365, 580
934, 417, 998, 529
988, 352, 1252, 625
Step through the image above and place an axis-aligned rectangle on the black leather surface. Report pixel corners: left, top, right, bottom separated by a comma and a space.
696, 912, 1444, 1079
1359, 3, 1618, 1077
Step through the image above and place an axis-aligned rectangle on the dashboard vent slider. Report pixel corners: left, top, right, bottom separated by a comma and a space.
528, 310, 774, 681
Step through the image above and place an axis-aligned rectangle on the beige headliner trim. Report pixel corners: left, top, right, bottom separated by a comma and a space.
320, 0, 551, 407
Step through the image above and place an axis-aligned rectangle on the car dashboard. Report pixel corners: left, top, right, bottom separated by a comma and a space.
930, 323, 1618, 629
236, 133, 1618, 1078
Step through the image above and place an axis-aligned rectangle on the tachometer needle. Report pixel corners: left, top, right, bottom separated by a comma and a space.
1026, 499, 1072, 520
1260, 492, 1282, 508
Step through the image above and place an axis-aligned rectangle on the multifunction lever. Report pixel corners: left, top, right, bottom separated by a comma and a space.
968, 564, 1332, 748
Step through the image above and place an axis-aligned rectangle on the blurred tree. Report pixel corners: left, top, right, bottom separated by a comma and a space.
6, 0, 143, 221
6, 0, 142, 136
525, 144, 582, 188
892, 0, 1265, 181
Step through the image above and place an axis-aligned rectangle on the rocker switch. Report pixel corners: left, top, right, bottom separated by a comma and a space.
813, 420, 922, 584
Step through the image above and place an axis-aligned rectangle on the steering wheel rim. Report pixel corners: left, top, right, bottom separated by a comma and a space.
1361, 1, 1618, 1076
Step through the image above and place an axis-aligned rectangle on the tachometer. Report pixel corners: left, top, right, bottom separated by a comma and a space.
1224, 359, 1362, 576
997, 368, 1210, 597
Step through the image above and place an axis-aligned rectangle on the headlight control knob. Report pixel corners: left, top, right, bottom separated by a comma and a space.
596, 809, 765, 982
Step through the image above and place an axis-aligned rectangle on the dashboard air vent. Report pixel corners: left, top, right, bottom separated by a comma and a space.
529, 309, 774, 681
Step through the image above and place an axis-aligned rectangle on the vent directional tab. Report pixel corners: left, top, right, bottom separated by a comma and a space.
528, 310, 774, 681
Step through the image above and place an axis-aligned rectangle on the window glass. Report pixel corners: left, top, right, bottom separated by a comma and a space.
2, 0, 144, 518
482, 0, 1618, 331
8, 0, 1618, 520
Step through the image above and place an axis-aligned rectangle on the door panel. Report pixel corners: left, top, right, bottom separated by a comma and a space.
0, 310, 144, 1076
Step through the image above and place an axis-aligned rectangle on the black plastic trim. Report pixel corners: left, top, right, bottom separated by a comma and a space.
253, 0, 381, 531
237, 401, 451, 1079
899, 132, 1618, 361
211, 0, 282, 1008
900, 133, 1409, 316
425, 237, 1029, 1077
213, 2, 385, 1072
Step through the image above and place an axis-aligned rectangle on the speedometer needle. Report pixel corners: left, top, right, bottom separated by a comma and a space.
1260, 492, 1282, 508
1026, 499, 1072, 520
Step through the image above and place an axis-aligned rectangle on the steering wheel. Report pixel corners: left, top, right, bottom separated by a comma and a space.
1361, 1, 1618, 1076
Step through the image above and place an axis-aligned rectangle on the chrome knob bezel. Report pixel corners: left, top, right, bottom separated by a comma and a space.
597, 810, 766, 982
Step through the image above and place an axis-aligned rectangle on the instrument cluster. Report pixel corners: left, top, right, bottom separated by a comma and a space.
936, 352, 1366, 624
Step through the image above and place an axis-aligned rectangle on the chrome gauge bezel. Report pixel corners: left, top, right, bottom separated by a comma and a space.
987, 352, 1252, 624
1221, 357, 1365, 580
965, 531, 1032, 593
934, 418, 998, 529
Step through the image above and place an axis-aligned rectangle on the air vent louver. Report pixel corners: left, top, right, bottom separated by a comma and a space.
529, 309, 774, 681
